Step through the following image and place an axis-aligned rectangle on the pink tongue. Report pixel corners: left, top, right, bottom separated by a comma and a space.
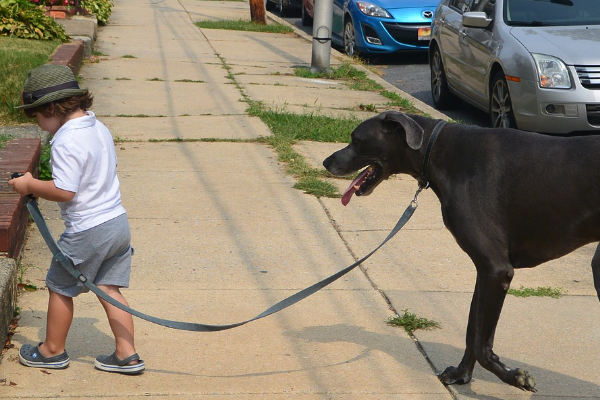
341, 168, 370, 206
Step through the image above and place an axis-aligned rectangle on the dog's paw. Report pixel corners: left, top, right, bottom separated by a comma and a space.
511, 368, 537, 392
439, 365, 472, 385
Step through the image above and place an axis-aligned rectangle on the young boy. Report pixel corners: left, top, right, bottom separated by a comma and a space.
8, 64, 144, 375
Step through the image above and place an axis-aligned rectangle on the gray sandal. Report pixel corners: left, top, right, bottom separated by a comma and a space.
95, 352, 145, 375
19, 343, 70, 369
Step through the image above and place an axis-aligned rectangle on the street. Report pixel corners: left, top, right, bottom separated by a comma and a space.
284, 15, 491, 126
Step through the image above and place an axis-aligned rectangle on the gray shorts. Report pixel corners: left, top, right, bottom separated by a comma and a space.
46, 214, 133, 297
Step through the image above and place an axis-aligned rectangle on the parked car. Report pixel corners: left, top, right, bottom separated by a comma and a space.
266, 0, 302, 17
430, 0, 600, 134
302, 0, 438, 57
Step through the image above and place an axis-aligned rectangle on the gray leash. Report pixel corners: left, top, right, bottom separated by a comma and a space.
22, 188, 421, 332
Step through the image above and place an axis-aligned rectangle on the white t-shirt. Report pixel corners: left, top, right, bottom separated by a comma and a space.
50, 112, 126, 233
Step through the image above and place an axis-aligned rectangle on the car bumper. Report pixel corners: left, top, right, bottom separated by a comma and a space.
353, 20, 430, 54
510, 78, 600, 135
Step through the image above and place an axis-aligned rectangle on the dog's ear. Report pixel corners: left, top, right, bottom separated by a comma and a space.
381, 112, 424, 150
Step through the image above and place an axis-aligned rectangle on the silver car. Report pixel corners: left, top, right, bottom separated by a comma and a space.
429, 0, 600, 134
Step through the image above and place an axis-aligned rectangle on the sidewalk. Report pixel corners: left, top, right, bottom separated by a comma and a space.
2, 0, 600, 398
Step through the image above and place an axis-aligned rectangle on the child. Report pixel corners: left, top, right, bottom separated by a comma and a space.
8, 64, 144, 375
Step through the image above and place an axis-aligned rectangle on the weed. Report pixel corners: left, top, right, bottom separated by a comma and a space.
0, 134, 11, 150
122, 55, 136, 59
17, 262, 42, 290
508, 286, 566, 299
175, 79, 205, 83
195, 20, 293, 34
38, 145, 52, 181
387, 309, 441, 334
147, 77, 164, 81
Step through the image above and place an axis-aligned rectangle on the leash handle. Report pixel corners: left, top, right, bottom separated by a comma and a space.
25, 194, 419, 332
10, 172, 35, 199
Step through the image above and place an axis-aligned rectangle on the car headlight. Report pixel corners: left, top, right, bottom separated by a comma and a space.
532, 53, 572, 89
355, 1, 392, 18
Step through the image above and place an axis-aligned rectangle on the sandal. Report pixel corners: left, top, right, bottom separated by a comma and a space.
95, 352, 145, 375
19, 343, 70, 369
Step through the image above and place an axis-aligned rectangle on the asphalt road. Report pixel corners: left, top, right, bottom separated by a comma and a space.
284, 16, 491, 127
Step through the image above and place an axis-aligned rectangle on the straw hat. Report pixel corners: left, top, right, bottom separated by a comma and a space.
15, 64, 87, 110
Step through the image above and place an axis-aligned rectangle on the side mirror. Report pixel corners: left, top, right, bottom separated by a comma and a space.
462, 11, 492, 28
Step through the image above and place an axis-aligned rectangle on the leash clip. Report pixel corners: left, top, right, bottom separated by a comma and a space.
412, 183, 428, 207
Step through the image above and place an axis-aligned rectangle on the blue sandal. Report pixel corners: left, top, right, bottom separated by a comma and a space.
19, 343, 70, 369
95, 352, 145, 375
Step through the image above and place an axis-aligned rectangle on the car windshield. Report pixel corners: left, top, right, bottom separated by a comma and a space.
505, 0, 600, 26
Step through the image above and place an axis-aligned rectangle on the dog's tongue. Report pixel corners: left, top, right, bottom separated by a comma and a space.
341, 168, 370, 206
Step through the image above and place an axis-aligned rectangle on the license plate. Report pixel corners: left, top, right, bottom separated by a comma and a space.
418, 27, 432, 41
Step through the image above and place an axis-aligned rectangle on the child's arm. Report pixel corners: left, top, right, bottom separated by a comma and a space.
8, 172, 75, 202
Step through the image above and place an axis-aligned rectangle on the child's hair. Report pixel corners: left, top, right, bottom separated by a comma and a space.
24, 92, 94, 119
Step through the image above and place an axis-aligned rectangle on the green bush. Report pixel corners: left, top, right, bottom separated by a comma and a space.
0, 0, 68, 40
80, 0, 112, 24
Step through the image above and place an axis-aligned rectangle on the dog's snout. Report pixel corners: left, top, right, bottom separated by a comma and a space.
323, 155, 333, 171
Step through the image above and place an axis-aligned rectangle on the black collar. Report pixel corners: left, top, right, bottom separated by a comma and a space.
418, 120, 448, 189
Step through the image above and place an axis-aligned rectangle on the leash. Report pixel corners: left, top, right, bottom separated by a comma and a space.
15, 118, 447, 333
23, 193, 420, 332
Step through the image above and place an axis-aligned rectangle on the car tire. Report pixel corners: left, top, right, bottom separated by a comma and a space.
430, 45, 456, 110
490, 71, 517, 129
343, 19, 357, 57
301, 2, 313, 26
265, 0, 275, 11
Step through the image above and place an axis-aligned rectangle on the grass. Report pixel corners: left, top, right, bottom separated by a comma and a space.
0, 36, 61, 126
195, 19, 293, 34
248, 101, 356, 197
387, 309, 440, 334
0, 134, 11, 150
508, 286, 566, 299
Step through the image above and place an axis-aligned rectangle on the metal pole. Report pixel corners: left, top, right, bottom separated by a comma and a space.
310, 0, 334, 73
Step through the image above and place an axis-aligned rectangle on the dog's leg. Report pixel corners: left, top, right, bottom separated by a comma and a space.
442, 260, 537, 392
592, 243, 600, 302
439, 280, 479, 385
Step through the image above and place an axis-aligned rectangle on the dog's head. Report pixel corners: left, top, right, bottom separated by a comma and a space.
323, 111, 424, 206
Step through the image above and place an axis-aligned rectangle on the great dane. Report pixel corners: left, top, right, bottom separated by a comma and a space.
323, 111, 600, 392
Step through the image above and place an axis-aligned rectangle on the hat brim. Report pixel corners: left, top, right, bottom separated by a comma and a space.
15, 88, 88, 110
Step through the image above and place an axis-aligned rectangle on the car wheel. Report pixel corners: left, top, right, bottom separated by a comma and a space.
344, 20, 357, 57
490, 71, 517, 129
301, 2, 313, 26
430, 45, 456, 110
265, 0, 275, 11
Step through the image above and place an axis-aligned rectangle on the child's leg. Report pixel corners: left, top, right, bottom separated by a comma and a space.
96, 285, 138, 362
40, 289, 74, 356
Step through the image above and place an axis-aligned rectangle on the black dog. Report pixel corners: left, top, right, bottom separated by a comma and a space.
323, 111, 600, 392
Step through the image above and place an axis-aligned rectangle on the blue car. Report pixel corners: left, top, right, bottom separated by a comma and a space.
329, 0, 439, 57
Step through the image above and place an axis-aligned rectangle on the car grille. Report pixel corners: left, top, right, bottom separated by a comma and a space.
586, 104, 600, 126
381, 23, 429, 47
575, 66, 600, 89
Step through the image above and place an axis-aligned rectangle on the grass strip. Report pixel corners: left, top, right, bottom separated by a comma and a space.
0, 36, 61, 126
508, 286, 566, 299
195, 19, 293, 34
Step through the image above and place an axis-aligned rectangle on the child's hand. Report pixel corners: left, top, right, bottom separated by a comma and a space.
8, 172, 33, 196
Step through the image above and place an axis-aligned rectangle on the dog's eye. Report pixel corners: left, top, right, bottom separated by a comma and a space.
351, 138, 361, 146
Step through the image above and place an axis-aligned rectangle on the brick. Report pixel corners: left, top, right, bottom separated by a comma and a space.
0, 138, 41, 259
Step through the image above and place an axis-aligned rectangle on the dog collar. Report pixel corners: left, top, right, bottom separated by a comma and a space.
418, 120, 449, 189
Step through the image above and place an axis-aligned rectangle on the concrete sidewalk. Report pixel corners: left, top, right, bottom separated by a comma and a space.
2, 0, 600, 398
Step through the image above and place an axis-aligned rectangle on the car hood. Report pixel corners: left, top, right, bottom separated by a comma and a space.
510, 26, 600, 65
374, 0, 438, 10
